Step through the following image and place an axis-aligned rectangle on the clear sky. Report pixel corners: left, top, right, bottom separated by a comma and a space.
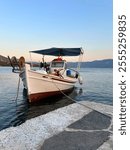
0, 0, 112, 62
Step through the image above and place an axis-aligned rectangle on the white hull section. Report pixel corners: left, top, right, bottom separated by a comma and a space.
20, 64, 77, 102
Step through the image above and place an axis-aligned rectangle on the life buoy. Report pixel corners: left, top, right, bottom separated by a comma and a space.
53, 57, 63, 61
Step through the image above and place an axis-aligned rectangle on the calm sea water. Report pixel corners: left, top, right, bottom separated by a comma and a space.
0, 67, 112, 131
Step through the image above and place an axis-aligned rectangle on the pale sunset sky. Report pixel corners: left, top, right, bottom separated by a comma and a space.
0, 0, 112, 62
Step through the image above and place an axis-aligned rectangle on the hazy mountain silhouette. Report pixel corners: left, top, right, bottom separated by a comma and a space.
0, 55, 10, 66
68, 59, 113, 68
0, 55, 113, 68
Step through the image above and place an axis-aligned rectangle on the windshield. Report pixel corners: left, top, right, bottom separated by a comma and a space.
51, 61, 64, 68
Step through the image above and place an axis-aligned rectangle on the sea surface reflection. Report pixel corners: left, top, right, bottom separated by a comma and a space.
0, 67, 112, 131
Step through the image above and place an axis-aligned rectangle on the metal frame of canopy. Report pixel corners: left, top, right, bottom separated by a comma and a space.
29, 47, 84, 71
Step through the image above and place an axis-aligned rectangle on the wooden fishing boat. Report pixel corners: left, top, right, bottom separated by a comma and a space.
9, 47, 83, 103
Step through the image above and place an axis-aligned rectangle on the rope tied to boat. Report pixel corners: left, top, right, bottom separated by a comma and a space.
15, 76, 21, 101
51, 78, 111, 117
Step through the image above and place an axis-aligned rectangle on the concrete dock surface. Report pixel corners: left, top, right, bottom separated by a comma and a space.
0, 101, 112, 150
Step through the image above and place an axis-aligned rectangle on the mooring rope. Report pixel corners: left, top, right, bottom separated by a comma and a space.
15, 76, 20, 101
14, 72, 111, 117
51, 79, 112, 117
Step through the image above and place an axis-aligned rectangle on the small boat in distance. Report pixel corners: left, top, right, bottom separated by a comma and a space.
8, 47, 83, 103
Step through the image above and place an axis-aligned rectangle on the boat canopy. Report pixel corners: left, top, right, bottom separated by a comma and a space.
30, 47, 83, 56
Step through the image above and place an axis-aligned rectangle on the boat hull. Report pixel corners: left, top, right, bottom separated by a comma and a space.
20, 64, 77, 103
29, 87, 74, 103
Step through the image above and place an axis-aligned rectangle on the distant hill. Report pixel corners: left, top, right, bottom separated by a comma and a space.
0, 55, 113, 68
83, 59, 113, 68
0, 55, 10, 66
68, 59, 113, 68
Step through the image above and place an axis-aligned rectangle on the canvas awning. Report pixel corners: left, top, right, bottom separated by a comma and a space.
30, 47, 83, 56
